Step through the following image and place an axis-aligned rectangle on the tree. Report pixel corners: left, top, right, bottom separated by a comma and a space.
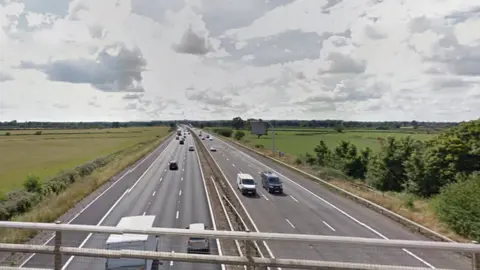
232, 117, 244, 130
234, 130, 245, 140
313, 140, 330, 166
404, 120, 480, 197
367, 137, 419, 192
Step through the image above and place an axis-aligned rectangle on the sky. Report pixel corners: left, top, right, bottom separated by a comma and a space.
0, 0, 479, 122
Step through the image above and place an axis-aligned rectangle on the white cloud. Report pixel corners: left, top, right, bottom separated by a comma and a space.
0, 0, 479, 121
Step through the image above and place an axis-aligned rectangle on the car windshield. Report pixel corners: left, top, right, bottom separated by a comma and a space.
268, 177, 281, 184
242, 179, 255, 185
189, 237, 206, 241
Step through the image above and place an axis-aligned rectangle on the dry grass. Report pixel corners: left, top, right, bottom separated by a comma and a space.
224, 136, 469, 243
0, 127, 165, 193
0, 128, 172, 244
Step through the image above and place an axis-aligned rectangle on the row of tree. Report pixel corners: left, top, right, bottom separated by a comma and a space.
203, 117, 461, 131
1, 119, 462, 131
309, 120, 480, 240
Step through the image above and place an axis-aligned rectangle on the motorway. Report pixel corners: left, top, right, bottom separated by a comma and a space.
22, 132, 221, 270
197, 130, 470, 270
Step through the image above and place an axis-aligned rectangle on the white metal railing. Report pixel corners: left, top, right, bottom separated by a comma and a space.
0, 221, 478, 270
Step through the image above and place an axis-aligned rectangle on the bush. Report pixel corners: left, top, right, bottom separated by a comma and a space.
5, 132, 10, 136
213, 128, 233, 137
234, 130, 245, 140
254, 144, 264, 149
34, 131, 42, 135
23, 175, 41, 193
434, 173, 480, 241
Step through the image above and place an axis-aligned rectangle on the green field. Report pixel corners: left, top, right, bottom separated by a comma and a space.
237, 128, 436, 156
0, 127, 169, 193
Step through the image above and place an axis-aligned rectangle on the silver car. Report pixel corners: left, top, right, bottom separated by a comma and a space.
186, 223, 210, 253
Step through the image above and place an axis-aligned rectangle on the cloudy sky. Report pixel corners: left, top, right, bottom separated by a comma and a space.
0, 0, 479, 122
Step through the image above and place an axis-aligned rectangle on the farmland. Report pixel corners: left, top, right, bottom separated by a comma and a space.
0, 127, 170, 193
235, 128, 436, 156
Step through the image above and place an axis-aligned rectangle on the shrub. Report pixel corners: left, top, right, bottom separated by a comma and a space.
213, 128, 233, 137
434, 173, 480, 241
234, 130, 245, 140
34, 131, 42, 135
5, 132, 10, 136
23, 175, 41, 193
254, 144, 264, 149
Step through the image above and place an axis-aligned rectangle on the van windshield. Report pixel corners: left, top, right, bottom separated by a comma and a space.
268, 177, 281, 184
242, 179, 255, 185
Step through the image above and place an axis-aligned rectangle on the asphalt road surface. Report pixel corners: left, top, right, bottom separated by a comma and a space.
22, 133, 221, 270
197, 130, 470, 270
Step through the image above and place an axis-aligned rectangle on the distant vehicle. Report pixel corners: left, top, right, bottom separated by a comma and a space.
177, 129, 182, 136
210, 146, 216, 152
175, 136, 179, 140
201, 137, 205, 140
186, 223, 210, 253
206, 134, 210, 139
169, 161, 178, 170
189, 145, 195, 151
260, 171, 283, 194
179, 140, 185, 145
105, 215, 157, 270
237, 173, 257, 195
187, 132, 190, 135
209, 137, 213, 141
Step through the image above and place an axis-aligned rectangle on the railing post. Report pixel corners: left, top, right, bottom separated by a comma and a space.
473, 241, 480, 270
54, 220, 62, 270
245, 229, 254, 270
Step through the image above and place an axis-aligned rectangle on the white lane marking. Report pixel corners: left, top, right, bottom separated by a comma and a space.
176, 211, 179, 219
170, 251, 175, 266
261, 194, 269, 201
181, 177, 184, 181
179, 190, 182, 196
323, 221, 336, 232
226, 158, 229, 160
159, 177, 163, 182
248, 164, 252, 167
285, 219, 295, 229
290, 195, 299, 203
20, 137, 176, 267
143, 212, 146, 216
152, 191, 156, 197
164, 169, 167, 171
217, 138, 435, 269
232, 164, 236, 167
59, 139, 176, 270
126, 188, 131, 193
182, 168, 185, 171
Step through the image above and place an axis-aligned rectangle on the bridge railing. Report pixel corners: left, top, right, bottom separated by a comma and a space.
0, 221, 478, 270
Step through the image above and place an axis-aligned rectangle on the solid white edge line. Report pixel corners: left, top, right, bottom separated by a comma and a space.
197, 132, 279, 270
191, 128, 226, 270
215, 136, 436, 269
60, 139, 175, 270
19, 135, 174, 268
176, 211, 179, 219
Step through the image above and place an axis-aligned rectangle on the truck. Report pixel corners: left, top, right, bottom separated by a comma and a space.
176, 129, 182, 136
105, 215, 157, 270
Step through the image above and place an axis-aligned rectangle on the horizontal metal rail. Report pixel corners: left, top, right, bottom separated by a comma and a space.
1, 221, 478, 253
0, 243, 455, 270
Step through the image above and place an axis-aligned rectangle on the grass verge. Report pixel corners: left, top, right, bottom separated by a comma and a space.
0, 130, 172, 244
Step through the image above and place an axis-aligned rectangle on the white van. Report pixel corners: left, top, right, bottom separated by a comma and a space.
236, 173, 257, 195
